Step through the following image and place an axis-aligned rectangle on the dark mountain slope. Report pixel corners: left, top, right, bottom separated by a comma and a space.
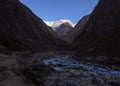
0, 0, 66, 51
72, 0, 120, 57
55, 22, 73, 39
65, 15, 89, 43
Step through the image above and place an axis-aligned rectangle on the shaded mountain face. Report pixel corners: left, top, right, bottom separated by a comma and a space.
55, 22, 73, 39
0, 0, 66, 51
71, 0, 120, 56
65, 15, 89, 43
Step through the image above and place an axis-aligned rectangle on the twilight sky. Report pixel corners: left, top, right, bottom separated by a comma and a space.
20, 0, 99, 23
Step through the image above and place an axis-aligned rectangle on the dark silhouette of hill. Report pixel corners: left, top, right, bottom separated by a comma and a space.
0, 0, 66, 51
69, 0, 120, 64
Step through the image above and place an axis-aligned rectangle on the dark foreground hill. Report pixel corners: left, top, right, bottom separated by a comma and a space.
0, 0, 66, 52
70, 0, 120, 63
0, 0, 67, 86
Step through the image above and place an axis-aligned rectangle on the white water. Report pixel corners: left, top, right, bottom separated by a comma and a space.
43, 55, 120, 75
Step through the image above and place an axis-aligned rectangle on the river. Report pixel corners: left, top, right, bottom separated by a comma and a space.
42, 55, 120, 86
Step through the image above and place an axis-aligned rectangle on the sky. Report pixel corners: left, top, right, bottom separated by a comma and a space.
20, 0, 99, 23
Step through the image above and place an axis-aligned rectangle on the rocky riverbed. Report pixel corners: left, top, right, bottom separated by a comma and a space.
42, 55, 120, 86
0, 53, 120, 86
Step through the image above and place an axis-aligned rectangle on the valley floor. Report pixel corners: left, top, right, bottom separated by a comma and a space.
0, 52, 120, 86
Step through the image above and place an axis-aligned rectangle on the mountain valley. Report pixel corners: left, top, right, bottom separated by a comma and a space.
0, 0, 120, 86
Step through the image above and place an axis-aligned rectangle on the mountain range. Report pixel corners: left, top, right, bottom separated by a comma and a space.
0, 0, 119, 60
45, 20, 75, 39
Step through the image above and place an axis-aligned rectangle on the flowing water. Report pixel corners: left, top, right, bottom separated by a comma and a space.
43, 55, 120, 86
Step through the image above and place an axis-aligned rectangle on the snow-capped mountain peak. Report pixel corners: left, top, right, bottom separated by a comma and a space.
44, 19, 75, 30
44, 21, 54, 27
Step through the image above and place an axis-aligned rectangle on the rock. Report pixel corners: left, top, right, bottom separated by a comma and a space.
0, 56, 35, 86
0, 52, 56, 86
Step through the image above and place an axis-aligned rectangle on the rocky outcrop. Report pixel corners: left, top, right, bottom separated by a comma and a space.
0, 0, 66, 51
55, 22, 73, 39
0, 52, 55, 86
71, 0, 120, 57
0, 53, 34, 86
65, 15, 89, 43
